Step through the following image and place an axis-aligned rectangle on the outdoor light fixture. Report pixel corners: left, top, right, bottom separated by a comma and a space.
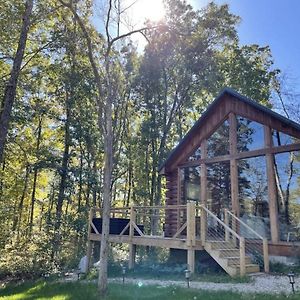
184, 268, 191, 288
122, 265, 126, 284
287, 272, 295, 294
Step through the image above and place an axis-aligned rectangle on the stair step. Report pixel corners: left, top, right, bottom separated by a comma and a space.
235, 264, 260, 273
218, 249, 240, 257
226, 256, 252, 265
206, 241, 236, 249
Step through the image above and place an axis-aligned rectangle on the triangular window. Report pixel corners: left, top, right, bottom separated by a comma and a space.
188, 146, 201, 162
272, 130, 299, 146
207, 119, 230, 158
237, 116, 264, 152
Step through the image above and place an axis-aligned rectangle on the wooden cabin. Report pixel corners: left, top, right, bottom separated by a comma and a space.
87, 88, 300, 276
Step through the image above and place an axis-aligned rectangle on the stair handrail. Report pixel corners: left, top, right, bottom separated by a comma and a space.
225, 209, 269, 273
201, 206, 241, 240
225, 209, 264, 239
199, 205, 246, 276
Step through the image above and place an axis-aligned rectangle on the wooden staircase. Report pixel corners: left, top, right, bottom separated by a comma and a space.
200, 206, 269, 277
204, 240, 260, 276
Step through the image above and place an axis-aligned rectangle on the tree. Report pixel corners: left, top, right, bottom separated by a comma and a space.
0, 0, 34, 162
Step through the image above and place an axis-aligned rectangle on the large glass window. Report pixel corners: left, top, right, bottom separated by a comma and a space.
179, 166, 201, 204
238, 157, 270, 239
274, 151, 300, 242
237, 116, 264, 152
207, 120, 229, 158
207, 161, 231, 218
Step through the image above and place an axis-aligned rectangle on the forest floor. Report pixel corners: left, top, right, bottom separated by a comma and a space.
0, 280, 300, 300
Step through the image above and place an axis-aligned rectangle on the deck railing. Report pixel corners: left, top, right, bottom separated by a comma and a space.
197, 205, 246, 275
225, 209, 269, 273
87, 203, 269, 275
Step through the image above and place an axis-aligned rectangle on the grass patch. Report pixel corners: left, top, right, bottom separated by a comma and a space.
0, 280, 299, 300
86, 263, 251, 283
270, 262, 300, 275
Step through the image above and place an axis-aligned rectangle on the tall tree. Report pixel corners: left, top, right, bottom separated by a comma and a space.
0, 0, 34, 162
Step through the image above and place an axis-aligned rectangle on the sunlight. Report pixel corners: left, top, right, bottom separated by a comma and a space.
126, 0, 166, 24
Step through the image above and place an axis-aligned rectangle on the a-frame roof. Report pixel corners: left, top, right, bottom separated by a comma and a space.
160, 87, 300, 174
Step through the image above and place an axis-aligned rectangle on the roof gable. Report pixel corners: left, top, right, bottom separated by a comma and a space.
160, 87, 300, 174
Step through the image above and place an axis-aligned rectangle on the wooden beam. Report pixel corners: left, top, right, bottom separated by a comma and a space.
179, 143, 300, 168
90, 233, 204, 250
264, 126, 279, 243
177, 167, 181, 231
200, 139, 208, 242
229, 113, 239, 216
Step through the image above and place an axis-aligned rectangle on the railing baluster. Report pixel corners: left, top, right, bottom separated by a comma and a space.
239, 237, 246, 276
263, 238, 269, 273
224, 208, 229, 242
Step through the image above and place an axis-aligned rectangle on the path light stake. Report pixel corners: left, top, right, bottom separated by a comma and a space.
122, 266, 126, 285
287, 272, 295, 294
184, 268, 191, 288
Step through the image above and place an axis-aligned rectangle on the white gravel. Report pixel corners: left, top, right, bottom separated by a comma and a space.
108, 274, 300, 295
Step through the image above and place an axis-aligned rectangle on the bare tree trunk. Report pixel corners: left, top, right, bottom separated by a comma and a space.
15, 165, 30, 241
78, 146, 83, 213
53, 89, 71, 259
29, 115, 43, 235
98, 54, 113, 296
0, 0, 33, 162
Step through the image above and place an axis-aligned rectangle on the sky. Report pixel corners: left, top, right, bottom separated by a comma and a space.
94, 0, 300, 93
191, 0, 300, 92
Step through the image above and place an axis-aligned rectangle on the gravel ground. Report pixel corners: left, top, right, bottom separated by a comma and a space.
108, 274, 300, 295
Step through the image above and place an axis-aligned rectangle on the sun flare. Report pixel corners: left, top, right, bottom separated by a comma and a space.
129, 0, 166, 23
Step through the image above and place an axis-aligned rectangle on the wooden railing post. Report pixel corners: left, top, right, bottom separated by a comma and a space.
239, 237, 246, 276
187, 202, 196, 247
86, 207, 95, 273
200, 206, 206, 243
129, 206, 136, 269
186, 202, 196, 273
263, 238, 269, 273
224, 209, 229, 242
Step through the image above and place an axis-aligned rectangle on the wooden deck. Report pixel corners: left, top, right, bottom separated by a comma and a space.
86, 203, 274, 277
90, 233, 204, 250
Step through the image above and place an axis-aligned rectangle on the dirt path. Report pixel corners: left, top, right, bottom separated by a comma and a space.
108, 275, 299, 295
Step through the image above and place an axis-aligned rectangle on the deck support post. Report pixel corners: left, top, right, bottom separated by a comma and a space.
86, 207, 95, 273
186, 202, 196, 273
129, 206, 136, 269
264, 126, 279, 243
129, 244, 136, 270
187, 249, 195, 273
